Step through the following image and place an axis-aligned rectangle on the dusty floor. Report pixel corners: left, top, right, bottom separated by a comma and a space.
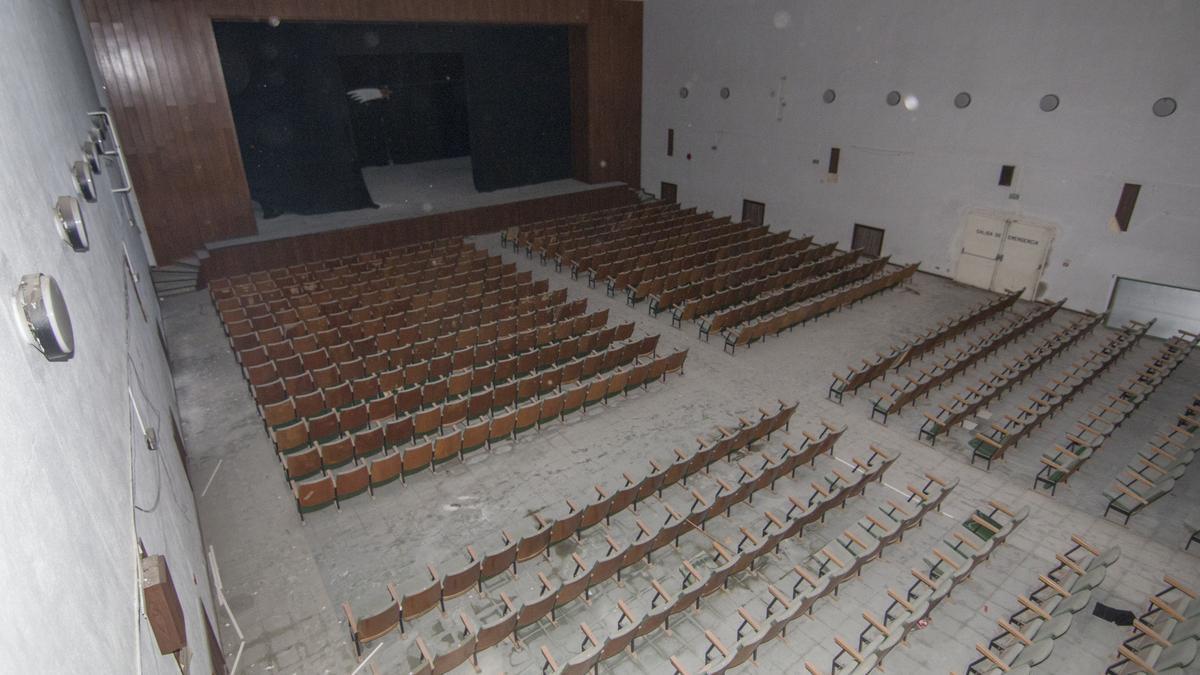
164, 232, 1199, 674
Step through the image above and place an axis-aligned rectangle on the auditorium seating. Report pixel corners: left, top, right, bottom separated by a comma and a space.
339, 401, 815, 658
967, 535, 1120, 674
717, 261, 919, 354
963, 319, 1150, 469
829, 289, 1022, 404
1103, 391, 1198, 524
210, 237, 684, 517
820, 499, 1027, 673
918, 310, 1104, 446
869, 298, 1065, 424
1037, 329, 1196, 495
1105, 575, 1200, 674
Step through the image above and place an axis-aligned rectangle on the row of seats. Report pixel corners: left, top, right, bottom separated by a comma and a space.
225, 276, 559, 359
969, 535, 1121, 673
215, 246, 504, 314
666, 244, 847, 325
869, 298, 1065, 424
1107, 575, 1200, 674
656, 238, 827, 321
967, 319, 1150, 469
268, 330, 657, 460
698, 253, 882, 343
820, 499, 1027, 674
505, 200, 664, 252
588, 219, 763, 294
290, 348, 690, 519
918, 310, 1104, 445
662, 469, 957, 675
531, 204, 695, 268
1040, 329, 1197, 495
828, 289, 1023, 404
551, 206, 705, 269
1103, 388, 1199, 524
720, 263, 919, 354
551, 207, 713, 272
211, 236, 469, 298
585, 445, 906, 675
245, 300, 598, 411
250, 307, 619, 427
618, 227, 789, 303
340, 402, 802, 656
222, 267, 548, 351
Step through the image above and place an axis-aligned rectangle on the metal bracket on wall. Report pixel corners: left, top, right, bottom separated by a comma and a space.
88, 110, 133, 194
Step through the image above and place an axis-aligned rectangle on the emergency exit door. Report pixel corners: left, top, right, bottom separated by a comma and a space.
954, 210, 1054, 300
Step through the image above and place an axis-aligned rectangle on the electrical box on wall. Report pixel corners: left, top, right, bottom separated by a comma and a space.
142, 555, 187, 655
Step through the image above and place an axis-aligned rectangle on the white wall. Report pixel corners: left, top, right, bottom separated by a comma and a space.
0, 0, 216, 671
641, 0, 1200, 311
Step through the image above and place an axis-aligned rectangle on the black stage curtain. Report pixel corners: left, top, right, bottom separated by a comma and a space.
465, 26, 571, 192
214, 22, 376, 219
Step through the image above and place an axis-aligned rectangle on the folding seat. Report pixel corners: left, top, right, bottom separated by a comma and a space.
317, 435, 355, 472
245, 362, 278, 389
292, 475, 336, 522
281, 445, 323, 483
516, 349, 539, 376
605, 369, 629, 403
384, 385, 416, 417
403, 360, 429, 386
283, 373, 316, 398
625, 362, 651, 393
538, 393, 565, 429
256, 326, 285, 346
473, 341, 495, 368
261, 398, 297, 430
514, 400, 541, 437
308, 411, 340, 445
401, 440, 434, 480
494, 356, 517, 382
434, 333, 455, 355
305, 364, 336, 390
378, 366, 404, 393
323, 382, 353, 411
429, 353, 452, 379
383, 415, 414, 449
299, 348, 330, 371
422, 378, 448, 407
447, 368, 472, 398
441, 398, 468, 431
353, 427, 385, 461
516, 374, 540, 403
368, 453, 403, 493
351, 376, 380, 402
338, 402, 369, 435
273, 353, 303, 379
414, 407, 441, 439
338, 357, 366, 383
334, 464, 370, 503
489, 408, 517, 447
265, 338, 295, 360
315, 328, 342, 348
583, 378, 607, 411
362, 351, 388, 374
272, 420, 310, 455
432, 429, 463, 466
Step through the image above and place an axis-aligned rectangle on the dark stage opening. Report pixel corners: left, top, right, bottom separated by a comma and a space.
214, 21, 575, 222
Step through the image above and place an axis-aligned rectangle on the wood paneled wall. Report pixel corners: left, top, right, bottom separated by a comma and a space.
79, 0, 642, 264
201, 185, 637, 280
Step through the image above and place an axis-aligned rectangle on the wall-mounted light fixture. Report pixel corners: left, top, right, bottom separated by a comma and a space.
72, 160, 96, 202
12, 273, 75, 361
54, 196, 89, 252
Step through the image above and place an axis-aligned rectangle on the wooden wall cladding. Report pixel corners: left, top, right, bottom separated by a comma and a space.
79, 0, 642, 264
201, 185, 637, 280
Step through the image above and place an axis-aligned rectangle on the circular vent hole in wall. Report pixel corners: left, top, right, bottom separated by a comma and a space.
823, 89, 836, 103
954, 92, 972, 109
1152, 97, 1177, 117
1039, 94, 1060, 112
886, 90, 901, 106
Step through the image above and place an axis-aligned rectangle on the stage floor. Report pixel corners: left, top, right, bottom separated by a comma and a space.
209, 156, 615, 248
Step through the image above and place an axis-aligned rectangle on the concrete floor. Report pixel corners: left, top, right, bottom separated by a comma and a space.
207, 157, 620, 247
165, 232, 1200, 674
